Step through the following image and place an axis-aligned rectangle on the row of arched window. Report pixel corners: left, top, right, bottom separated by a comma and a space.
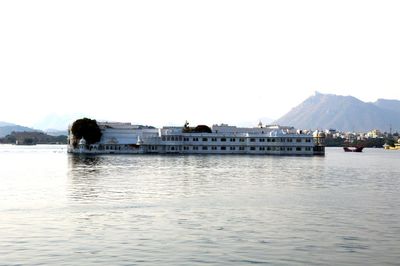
161, 136, 312, 143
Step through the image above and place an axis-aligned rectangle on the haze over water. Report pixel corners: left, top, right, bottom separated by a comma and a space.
0, 145, 399, 265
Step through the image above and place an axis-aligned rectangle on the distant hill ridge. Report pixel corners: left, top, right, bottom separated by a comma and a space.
275, 92, 400, 132
0, 122, 15, 127
0, 122, 39, 138
373, 99, 400, 113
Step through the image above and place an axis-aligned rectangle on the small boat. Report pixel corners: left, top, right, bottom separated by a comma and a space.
343, 146, 363, 152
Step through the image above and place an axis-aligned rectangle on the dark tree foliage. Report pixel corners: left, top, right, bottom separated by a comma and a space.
182, 121, 212, 133
325, 136, 386, 148
385, 138, 395, 147
324, 137, 345, 147
71, 118, 102, 145
193, 125, 212, 133
355, 138, 385, 148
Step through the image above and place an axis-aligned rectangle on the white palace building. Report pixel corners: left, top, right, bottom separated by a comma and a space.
68, 121, 325, 156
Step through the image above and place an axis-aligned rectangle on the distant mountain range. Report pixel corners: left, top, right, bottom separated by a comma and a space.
2, 94, 400, 136
0, 113, 79, 137
275, 92, 400, 132
0, 123, 38, 138
0, 122, 67, 138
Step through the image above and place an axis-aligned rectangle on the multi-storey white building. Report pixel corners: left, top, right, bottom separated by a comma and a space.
68, 121, 325, 155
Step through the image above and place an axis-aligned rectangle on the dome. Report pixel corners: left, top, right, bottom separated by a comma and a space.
312, 131, 325, 138
79, 138, 86, 145
398, 139, 400, 144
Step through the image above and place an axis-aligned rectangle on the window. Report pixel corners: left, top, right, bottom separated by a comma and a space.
272, 139, 276, 142
259, 147, 265, 151
192, 137, 198, 141
250, 147, 255, 151
192, 146, 198, 150
184, 146, 189, 150
239, 147, 245, 151
171, 146, 175, 151
287, 147, 292, 151
280, 147, 285, 151
221, 138, 226, 142
287, 138, 293, 142
211, 137, 217, 142
239, 138, 245, 142
305, 147, 311, 151
267, 138, 271, 142
230, 146, 235, 150
221, 146, 226, 150
212, 146, 217, 150
260, 138, 265, 142
296, 138, 302, 142
267, 147, 271, 151
202, 146, 208, 150
296, 147, 302, 151
202, 137, 208, 142
230, 138, 236, 142
250, 138, 255, 142
183, 137, 189, 141
162, 136, 166, 141
306, 138, 311, 143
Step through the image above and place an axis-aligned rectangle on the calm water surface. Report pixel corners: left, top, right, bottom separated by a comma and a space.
0, 145, 399, 265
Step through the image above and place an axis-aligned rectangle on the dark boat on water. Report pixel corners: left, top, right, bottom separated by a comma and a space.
343, 146, 364, 152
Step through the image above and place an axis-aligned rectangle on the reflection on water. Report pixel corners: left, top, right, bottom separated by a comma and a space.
68, 155, 104, 201
1, 146, 400, 265
69, 154, 104, 168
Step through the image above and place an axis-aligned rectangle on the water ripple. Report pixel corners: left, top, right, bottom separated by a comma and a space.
0, 146, 399, 265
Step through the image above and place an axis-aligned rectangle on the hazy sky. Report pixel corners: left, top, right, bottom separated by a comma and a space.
1, 0, 400, 128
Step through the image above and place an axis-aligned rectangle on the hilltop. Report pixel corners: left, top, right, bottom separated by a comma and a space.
275, 92, 400, 132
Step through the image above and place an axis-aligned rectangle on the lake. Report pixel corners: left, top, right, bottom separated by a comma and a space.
0, 145, 399, 265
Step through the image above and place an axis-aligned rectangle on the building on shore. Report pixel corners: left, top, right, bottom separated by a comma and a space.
383, 139, 400, 150
68, 121, 325, 156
